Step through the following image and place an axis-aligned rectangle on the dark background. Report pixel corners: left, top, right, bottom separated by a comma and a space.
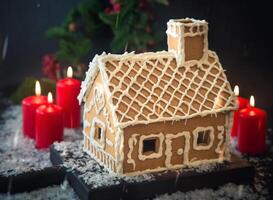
0, 0, 273, 122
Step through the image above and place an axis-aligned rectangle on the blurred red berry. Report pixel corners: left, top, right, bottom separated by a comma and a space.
42, 54, 62, 81
148, 40, 156, 47
68, 23, 77, 32
113, 3, 121, 12
138, 0, 148, 9
145, 25, 152, 33
105, 0, 121, 14
109, 0, 116, 5
104, 7, 112, 14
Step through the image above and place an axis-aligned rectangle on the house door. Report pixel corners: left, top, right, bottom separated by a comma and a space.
165, 131, 190, 168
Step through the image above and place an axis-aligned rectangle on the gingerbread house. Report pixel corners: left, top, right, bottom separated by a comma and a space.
78, 18, 237, 176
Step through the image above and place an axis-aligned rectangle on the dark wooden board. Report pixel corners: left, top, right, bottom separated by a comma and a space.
50, 147, 124, 200
50, 146, 255, 200
123, 155, 254, 200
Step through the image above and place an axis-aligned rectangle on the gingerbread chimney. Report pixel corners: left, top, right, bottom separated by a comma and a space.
166, 18, 208, 65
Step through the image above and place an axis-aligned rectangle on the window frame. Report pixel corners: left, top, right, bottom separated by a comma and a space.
138, 133, 164, 161
95, 125, 102, 140
193, 126, 214, 150
90, 117, 106, 149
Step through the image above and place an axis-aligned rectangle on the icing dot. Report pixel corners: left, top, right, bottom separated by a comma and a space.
177, 148, 183, 155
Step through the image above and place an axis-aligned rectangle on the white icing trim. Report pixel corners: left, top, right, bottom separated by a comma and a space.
215, 125, 224, 154
85, 99, 94, 113
102, 107, 114, 134
165, 132, 190, 168
190, 157, 198, 163
187, 158, 225, 167
93, 85, 105, 114
78, 54, 102, 104
127, 134, 139, 170
138, 133, 164, 161
84, 134, 116, 161
224, 112, 233, 160
83, 119, 91, 129
83, 137, 117, 173
90, 117, 106, 149
124, 158, 225, 176
177, 148, 183, 155
115, 127, 124, 174
106, 138, 114, 147
192, 126, 214, 150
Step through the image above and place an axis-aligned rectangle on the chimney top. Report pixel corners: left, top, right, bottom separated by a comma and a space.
166, 18, 209, 65
168, 18, 207, 25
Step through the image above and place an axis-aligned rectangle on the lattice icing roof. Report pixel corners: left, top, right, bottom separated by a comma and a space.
79, 50, 236, 128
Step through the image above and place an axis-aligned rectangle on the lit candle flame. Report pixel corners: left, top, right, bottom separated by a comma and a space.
234, 85, 239, 96
35, 81, 41, 96
48, 92, 53, 103
250, 95, 255, 107
67, 66, 73, 78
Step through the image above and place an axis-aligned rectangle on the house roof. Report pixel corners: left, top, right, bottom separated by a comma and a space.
78, 50, 236, 128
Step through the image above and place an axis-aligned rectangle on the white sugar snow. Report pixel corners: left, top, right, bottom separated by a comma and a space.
0, 106, 50, 176
154, 183, 259, 200
54, 140, 154, 188
0, 181, 78, 200
0, 106, 82, 176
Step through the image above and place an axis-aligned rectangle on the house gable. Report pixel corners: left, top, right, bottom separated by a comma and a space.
83, 69, 121, 172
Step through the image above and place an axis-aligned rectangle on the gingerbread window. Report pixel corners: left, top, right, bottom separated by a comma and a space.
197, 130, 210, 145
90, 117, 106, 149
143, 138, 157, 153
94, 125, 102, 141
193, 126, 214, 150
138, 133, 164, 161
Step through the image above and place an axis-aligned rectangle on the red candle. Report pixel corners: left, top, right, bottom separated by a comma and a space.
237, 96, 267, 155
56, 67, 81, 128
36, 92, 64, 149
22, 81, 47, 139
231, 85, 249, 137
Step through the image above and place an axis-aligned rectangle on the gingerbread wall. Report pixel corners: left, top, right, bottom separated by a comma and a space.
168, 34, 205, 61
123, 113, 229, 175
83, 72, 117, 172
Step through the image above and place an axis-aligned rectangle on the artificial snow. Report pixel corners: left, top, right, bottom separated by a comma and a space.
0, 106, 83, 177
154, 183, 259, 200
0, 106, 51, 176
54, 140, 155, 189
0, 181, 79, 200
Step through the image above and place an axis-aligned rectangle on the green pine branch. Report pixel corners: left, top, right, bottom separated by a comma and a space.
46, 0, 169, 65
